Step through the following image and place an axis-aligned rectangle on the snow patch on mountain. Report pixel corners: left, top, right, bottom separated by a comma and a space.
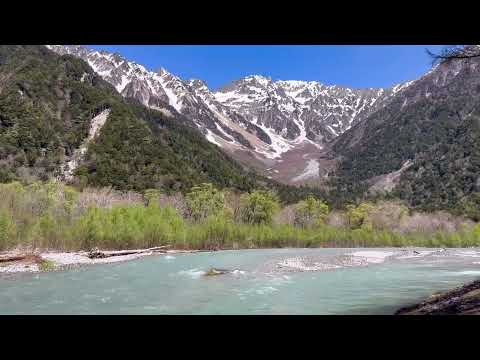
155, 74, 183, 112
205, 129, 222, 147
392, 80, 414, 95
291, 159, 320, 182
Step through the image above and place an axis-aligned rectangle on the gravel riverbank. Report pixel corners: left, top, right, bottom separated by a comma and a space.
0, 248, 203, 274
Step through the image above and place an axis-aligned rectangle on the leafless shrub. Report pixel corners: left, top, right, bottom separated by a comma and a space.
398, 211, 474, 234
224, 190, 243, 222
158, 193, 187, 217
325, 211, 348, 228
15, 167, 37, 183
274, 205, 295, 226
366, 200, 409, 232
75, 187, 143, 213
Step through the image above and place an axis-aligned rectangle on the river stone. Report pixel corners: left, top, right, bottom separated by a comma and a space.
204, 268, 230, 276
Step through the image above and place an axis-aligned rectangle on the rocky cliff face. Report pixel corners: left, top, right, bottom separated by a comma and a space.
215, 76, 393, 144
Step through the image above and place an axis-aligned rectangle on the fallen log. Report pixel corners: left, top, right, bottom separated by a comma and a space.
87, 246, 171, 259
0, 254, 43, 263
0, 255, 27, 263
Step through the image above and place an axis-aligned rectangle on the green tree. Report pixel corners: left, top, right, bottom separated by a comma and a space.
144, 189, 161, 207
474, 223, 480, 238
345, 202, 375, 230
294, 195, 329, 228
186, 183, 225, 222
0, 211, 15, 250
240, 190, 279, 225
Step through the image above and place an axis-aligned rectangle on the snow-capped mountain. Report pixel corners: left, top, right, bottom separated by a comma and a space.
45, 45, 415, 183
214, 76, 398, 145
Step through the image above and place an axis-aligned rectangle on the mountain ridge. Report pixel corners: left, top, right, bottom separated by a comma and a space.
45, 45, 414, 184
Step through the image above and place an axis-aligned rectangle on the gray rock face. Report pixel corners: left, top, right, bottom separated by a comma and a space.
215, 76, 397, 144
45, 45, 416, 180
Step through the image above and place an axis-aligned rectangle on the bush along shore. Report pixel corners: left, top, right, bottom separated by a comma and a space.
0, 180, 479, 255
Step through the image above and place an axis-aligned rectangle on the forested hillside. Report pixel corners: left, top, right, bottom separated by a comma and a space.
0, 45, 116, 182
328, 55, 480, 213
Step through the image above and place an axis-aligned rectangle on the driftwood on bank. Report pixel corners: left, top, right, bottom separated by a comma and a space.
0, 254, 43, 264
0, 255, 28, 263
87, 246, 171, 259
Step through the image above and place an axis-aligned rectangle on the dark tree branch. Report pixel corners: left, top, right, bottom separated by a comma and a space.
427, 45, 480, 66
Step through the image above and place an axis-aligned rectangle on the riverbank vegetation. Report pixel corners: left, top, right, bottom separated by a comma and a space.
0, 181, 479, 252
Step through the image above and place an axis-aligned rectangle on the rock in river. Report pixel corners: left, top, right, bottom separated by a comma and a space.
396, 280, 480, 315
204, 268, 234, 276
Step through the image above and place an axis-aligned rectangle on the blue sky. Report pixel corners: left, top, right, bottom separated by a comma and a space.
90, 45, 445, 90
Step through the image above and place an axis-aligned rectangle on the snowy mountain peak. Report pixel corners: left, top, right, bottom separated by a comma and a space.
156, 67, 169, 76
244, 74, 271, 83
187, 79, 208, 91
45, 45, 445, 184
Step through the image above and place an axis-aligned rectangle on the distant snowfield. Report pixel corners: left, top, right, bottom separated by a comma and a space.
291, 159, 320, 182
